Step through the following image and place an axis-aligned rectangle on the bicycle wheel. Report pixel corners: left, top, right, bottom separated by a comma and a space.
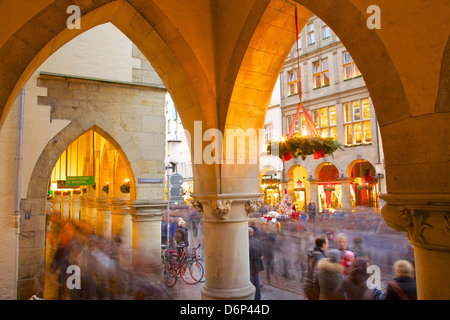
164, 266, 177, 287
180, 260, 204, 285
189, 260, 204, 283
179, 260, 195, 284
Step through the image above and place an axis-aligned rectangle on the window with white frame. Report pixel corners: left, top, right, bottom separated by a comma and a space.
286, 114, 300, 134
297, 35, 302, 50
322, 22, 330, 39
343, 51, 361, 80
343, 98, 371, 146
262, 123, 273, 153
313, 58, 330, 89
307, 23, 315, 44
287, 68, 300, 96
309, 106, 336, 138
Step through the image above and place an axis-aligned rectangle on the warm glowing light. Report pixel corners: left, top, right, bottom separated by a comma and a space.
124, 178, 130, 183
280, 136, 286, 142
301, 130, 308, 136
51, 182, 57, 190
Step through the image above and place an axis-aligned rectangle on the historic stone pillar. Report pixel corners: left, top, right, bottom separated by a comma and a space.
86, 196, 97, 229
70, 193, 81, 222
380, 194, 450, 300
51, 193, 61, 215
192, 194, 263, 300
340, 178, 352, 214
109, 198, 132, 265
129, 201, 166, 276
60, 193, 70, 220
79, 194, 88, 224
96, 197, 111, 239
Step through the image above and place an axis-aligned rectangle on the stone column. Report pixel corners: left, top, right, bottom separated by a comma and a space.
86, 196, 97, 229
51, 193, 61, 215
380, 194, 450, 300
129, 201, 166, 277
70, 193, 81, 222
60, 194, 70, 220
109, 198, 132, 266
192, 193, 263, 300
96, 197, 111, 239
79, 194, 88, 224
340, 178, 352, 214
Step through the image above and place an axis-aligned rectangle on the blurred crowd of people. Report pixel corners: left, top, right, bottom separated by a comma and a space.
248, 214, 416, 300
39, 215, 170, 300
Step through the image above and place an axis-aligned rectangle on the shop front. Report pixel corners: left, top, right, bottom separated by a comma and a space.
288, 165, 309, 213
349, 160, 379, 208
317, 163, 341, 212
260, 169, 281, 206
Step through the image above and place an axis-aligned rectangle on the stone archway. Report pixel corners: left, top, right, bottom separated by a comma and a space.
19, 109, 156, 298
0, 0, 448, 299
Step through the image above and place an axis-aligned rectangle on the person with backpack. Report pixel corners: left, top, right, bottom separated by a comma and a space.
303, 235, 328, 300
385, 259, 417, 300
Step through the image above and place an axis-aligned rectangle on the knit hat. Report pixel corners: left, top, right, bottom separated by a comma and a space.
326, 249, 341, 263
343, 250, 355, 261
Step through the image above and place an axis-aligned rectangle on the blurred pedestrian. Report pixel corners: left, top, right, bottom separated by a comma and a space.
261, 229, 276, 283
336, 257, 383, 300
249, 227, 264, 300
317, 249, 344, 300
336, 233, 353, 258
352, 235, 370, 259
190, 210, 202, 238
175, 219, 189, 251
307, 201, 316, 222
304, 235, 328, 300
161, 216, 168, 245
385, 260, 417, 300
342, 250, 355, 275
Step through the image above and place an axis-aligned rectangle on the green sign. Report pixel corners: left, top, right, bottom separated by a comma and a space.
66, 176, 95, 186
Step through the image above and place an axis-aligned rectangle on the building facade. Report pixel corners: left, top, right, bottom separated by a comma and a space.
0, 23, 168, 299
260, 15, 386, 214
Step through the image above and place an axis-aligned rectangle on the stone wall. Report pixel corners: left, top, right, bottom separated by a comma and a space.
14, 73, 166, 299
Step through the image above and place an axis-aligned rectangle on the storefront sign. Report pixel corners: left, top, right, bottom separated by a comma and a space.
138, 178, 163, 184
66, 176, 95, 186
356, 185, 372, 190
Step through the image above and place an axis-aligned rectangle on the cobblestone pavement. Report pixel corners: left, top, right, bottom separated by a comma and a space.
169, 209, 414, 300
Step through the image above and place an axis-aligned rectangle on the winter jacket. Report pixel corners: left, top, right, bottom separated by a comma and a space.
317, 258, 344, 300
303, 246, 326, 300
249, 236, 264, 274
175, 226, 189, 247
385, 276, 417, 300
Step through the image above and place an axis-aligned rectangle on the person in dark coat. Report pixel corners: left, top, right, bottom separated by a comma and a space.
385, 259, 417, 300
336, 257, 383, 300
304, 235, 328, 300
307, 201, 316, 221
249, 227, 264, 300
175, 220, 189, 250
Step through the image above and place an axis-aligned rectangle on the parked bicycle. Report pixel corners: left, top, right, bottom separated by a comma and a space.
161, 244, 204, 287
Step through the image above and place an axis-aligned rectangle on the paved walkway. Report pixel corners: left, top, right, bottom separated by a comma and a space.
169, 279, 304, 300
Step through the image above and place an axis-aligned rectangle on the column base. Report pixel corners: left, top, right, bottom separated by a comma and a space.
201, 283, 255, 300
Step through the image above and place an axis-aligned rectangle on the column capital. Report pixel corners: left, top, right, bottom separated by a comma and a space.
129, 200, 166, 221
108, 198, 130, 215
95, 196, 110, 211
380, 193, 450, 252
191, 193, 263, 221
